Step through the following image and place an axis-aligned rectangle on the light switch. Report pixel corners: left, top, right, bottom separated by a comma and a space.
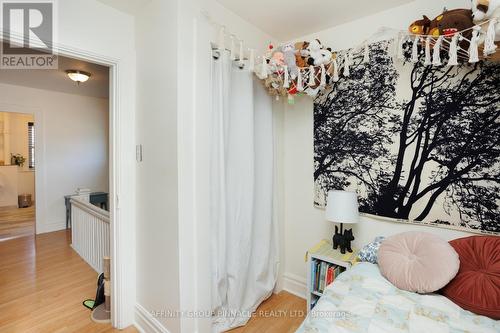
136, 144, 143, 162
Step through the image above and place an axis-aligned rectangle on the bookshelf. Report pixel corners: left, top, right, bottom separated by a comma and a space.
305, 240, 359, 312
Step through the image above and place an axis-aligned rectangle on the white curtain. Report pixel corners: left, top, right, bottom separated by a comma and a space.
210, 51, 278, 333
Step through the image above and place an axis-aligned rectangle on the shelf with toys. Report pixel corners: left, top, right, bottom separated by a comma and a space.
251, 2, 499, 103
206, 1, 499, 103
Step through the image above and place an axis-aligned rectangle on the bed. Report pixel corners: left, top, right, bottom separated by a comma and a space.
296, 263, 499, 333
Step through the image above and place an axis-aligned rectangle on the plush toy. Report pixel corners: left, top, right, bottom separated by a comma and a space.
264, 75, 287, 97
268, 51, 285, 74
294, 41, 310, 68
409, 15, 432, 35
472, 0, 500, 42
287, 81, 298, 95
282, 43, 299, 78
409, 10, 474, 37
306, 39, 332, 66
427, 9, 474, 37
254, 61, 271, 80
265, 43, 274, 59
270, 51, 285, 66
472, 0, 500, 21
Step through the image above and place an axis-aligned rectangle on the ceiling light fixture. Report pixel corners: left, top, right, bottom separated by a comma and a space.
66, 70, 91, 84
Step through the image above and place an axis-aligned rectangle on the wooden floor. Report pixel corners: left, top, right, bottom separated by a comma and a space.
228, 292, 306, 333
0, 229, 305, 333
0, 205, 35, 241
0, 230, 137, 333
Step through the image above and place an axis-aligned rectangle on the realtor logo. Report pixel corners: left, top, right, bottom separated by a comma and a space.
1, 0, 57, 69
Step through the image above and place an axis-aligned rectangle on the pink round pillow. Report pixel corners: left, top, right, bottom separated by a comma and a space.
378, 232, 460, 293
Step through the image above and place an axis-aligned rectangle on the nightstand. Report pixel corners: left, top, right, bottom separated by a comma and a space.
305, 239, 359, 312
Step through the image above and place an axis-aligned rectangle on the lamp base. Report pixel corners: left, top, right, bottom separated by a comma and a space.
332, 223, 355, 254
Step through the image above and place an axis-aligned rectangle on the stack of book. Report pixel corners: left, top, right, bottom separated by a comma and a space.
311, 260, 345, 294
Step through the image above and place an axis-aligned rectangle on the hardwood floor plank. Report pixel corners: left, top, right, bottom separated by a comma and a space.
228, 291, 307, 333
0, 230, 137, 333
0, 229, 306, 333
0, 206, 35, 241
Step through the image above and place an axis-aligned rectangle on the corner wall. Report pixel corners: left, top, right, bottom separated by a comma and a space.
135, 0, 181, 332
281, 0, 474, 298
54, 0, 137, 327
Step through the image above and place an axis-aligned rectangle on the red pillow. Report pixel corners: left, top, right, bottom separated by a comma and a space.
441, 236, 500, 319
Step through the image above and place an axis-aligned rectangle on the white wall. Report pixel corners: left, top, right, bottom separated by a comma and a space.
1, 0, 136, 326
281, 0, 475, 298
135, 0, 181, 332
0, 83, 109, 232
0, 166, 18, 206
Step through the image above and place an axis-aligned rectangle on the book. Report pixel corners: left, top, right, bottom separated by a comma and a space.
319, 262, 326, 293
311, 261, 317, 291
314, 261, 321, 292
334, 266, 341, 279
325, 266, 333, 287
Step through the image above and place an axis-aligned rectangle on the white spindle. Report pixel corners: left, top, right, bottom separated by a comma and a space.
70, 198, 110, 273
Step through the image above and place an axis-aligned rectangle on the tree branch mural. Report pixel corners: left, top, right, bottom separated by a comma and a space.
314, 41, 499, 233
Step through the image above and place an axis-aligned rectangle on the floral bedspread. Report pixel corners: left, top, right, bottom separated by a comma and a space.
296, 263, 499, 333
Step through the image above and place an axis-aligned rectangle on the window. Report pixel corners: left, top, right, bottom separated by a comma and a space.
28, 122, 35, 169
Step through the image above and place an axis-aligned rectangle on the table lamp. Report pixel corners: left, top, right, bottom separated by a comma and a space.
326, 190, 359, 254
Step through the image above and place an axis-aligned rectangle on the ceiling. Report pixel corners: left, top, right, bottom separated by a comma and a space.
96, 0, 151, 15
0, 47, 109, 99
216, 0, 414, 40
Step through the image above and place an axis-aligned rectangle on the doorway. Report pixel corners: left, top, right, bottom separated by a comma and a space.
0, 40, 122, 329
0, 111, 36, 241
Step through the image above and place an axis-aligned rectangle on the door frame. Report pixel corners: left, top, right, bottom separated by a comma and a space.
0, 33, 132, 328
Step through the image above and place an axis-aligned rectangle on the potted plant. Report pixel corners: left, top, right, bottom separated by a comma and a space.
11, 154, 26, 167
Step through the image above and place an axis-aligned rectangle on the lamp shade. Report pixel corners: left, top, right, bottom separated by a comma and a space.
325, 190, 359, 224
66, 70, 91, 83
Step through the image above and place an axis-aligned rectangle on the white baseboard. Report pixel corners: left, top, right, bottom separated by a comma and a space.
36, 220, 66, 234
282, 272, 307, 299
135, 303, 170, 333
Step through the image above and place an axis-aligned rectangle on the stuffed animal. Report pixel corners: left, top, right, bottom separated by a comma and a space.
472, 0, 500, 21
409, 15, 432, 34
306, 39, 332, 66
268, 51, 285, 74
254, 61, 272, 80
427, 9, 474, 37
472, 0, 500, 42
265, 43, 274, 59
409, 10, 474, 38
294, 41, 309, 68
263, 75, 287, 97
270, 51, 285, 66
282, 43, 299, 78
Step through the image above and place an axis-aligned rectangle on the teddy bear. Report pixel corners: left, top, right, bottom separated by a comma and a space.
306, 39, 332, 66
472, 0, 500, 41
294, 41, 310, 68
282, 43, 298, 78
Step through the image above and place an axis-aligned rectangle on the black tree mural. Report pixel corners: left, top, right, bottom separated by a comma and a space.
314, 41, 500, 233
